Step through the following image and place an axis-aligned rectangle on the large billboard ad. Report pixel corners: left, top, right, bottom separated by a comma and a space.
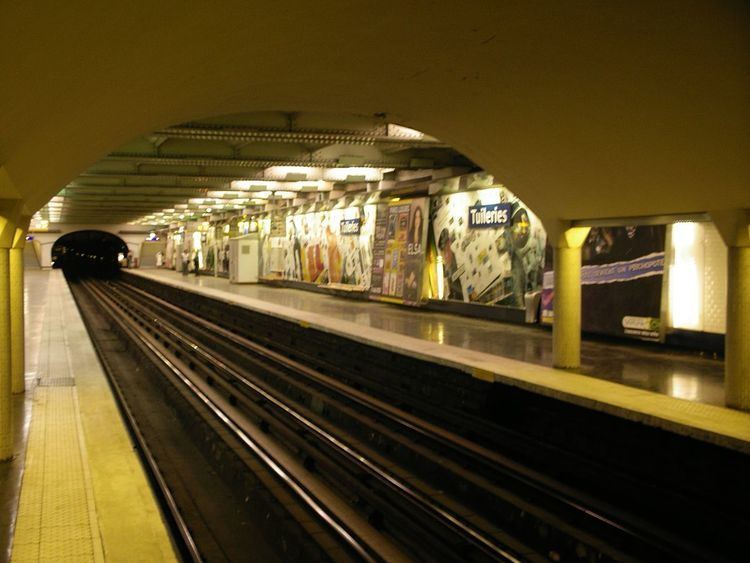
541, 225, 666, 340
370, 197, 429, 305
430, 180, 546, 309
258, 203, 375, 288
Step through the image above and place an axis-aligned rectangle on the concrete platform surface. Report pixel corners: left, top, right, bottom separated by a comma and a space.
7, 270, 176, 563
129, 268, 750, 454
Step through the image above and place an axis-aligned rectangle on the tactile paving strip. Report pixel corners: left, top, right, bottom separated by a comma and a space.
11, 386, 104, 562
11, 278, 104, 563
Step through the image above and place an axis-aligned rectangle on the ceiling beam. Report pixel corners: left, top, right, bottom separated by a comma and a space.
79, 171, 245, 181
103, 154, 411, 169
58, 194, 193, 202
156, 124, 448, 148
65, 182, 211, 189
60, 190, 208, 199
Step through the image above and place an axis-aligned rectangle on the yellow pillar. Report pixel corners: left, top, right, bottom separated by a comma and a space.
0, 190, 24, 459
710, 210, 750, 410
726, 246, 750, 409
10, 222, 28, 394
553, 226, 591, 369
0, 247, 11, 459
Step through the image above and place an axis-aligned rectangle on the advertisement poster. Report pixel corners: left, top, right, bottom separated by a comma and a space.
258, 216, 276, 277
370, 197, 429, 305
270, 212, 286, 237
430, 180, 546, 309
541, 226, 666, 340
280, 204, 375, 288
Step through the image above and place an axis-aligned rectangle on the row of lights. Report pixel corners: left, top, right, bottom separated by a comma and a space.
127, 166, 394, 226
34, 165, 397, 228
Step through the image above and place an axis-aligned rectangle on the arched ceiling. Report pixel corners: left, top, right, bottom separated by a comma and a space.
36, 112, 475, 225
1, 1, 748, 235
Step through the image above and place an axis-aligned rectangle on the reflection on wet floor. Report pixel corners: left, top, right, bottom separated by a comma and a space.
148, 270, 725, 407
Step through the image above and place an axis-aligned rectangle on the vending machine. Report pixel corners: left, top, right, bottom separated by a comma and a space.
228, 233, 260, 283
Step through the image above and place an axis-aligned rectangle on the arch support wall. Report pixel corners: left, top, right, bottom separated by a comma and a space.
711, 210, 750, 410
11, 218, 30, 394
552, 226, 591, 369
0, 201, 22, 460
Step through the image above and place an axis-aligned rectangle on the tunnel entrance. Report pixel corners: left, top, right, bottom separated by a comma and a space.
51, 230, 128, 277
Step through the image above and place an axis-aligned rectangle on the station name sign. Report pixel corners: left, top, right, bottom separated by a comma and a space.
468, 203, 512, 229
340, 218, 361, 235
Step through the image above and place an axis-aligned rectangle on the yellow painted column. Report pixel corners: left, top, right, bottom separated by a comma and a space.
9, 222, 28, 395
0, 192, 24, 459
710, 210, 750, 410
10, 246, 24, 394
0, 248, 11, 459
726, 246, 750, 409
553, 226, 591, 369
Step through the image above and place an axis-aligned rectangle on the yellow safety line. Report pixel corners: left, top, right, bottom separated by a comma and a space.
12, 280, 103, 562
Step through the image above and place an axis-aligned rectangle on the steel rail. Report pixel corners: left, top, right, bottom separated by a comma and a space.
106, 279, 524, 562
83, 279, 383, 563
116, 277, 699, 562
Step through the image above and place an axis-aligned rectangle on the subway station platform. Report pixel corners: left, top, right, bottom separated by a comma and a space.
3, 269, 176, 562
129, 268, 750, 454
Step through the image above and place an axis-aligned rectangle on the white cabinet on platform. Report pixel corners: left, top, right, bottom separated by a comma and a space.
229, 234, 260, 283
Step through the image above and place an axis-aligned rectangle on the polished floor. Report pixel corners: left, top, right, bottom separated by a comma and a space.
6, 270, 176, 562
141, 269, 725, 406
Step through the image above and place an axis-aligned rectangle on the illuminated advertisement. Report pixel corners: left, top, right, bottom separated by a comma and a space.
262, 202, 376, 288
541, 226, 666, 340
430, 176, 546, 309
370, 197, 429, 305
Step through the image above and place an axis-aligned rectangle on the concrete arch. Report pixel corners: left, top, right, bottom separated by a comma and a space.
1, 1, 748, 237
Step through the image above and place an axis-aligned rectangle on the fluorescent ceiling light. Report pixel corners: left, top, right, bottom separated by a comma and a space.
231, 180, 275, 191
324, 167, 384, 182
265, 166, 321, 181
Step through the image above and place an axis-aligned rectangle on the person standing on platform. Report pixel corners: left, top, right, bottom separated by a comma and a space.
181, 248, 189, 276
193, 250, 200, 276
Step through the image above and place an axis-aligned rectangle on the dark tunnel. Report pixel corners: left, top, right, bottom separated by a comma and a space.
51, 230, 129, 278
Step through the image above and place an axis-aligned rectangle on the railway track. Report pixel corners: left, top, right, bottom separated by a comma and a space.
72, 276, 736, 561
76, 277, 528, 561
